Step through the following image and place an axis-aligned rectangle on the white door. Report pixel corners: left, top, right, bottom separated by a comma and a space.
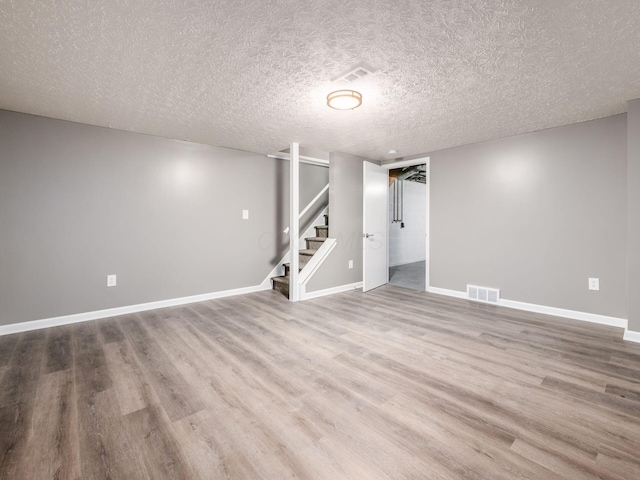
363, 161, 388, 292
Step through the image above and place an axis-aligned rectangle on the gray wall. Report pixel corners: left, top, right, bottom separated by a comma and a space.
306, 152, 365, 292
0, 110, 328, 325
628, 99, 640, 331
429, 115, 628, 318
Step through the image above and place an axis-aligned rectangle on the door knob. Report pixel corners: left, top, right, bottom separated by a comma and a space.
363, 233, 374, 238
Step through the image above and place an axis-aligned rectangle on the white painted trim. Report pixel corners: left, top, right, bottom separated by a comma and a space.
300, 282, 363, 301
0, 283, 271, 336
260, 206, 329, 288
267, 153, 330, 167
299, 238, 337, 284
427, 286, 628, 329
382, 157, 430, 170
498, 299, 626, 328
298, 183, 329, 220
289, 142, 300, 302
427, 286, 468, 299
425, 160, 431, 291
384, 157, 431, 291
623, 329, 640, 343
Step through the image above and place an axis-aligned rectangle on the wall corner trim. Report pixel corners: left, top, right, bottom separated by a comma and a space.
427, 286, 628, 330
0, 283, 272, 336
301, 282, 363, 300
623, 329, 640, 344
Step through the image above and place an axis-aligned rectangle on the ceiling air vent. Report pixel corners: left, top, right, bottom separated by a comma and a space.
467, 285, 500, 304
333, 65, 375, 85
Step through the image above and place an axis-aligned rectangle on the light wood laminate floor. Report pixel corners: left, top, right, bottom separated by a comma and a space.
1, 285, 640, 479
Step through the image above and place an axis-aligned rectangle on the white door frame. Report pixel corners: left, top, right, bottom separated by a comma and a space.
382, 157, 430, 291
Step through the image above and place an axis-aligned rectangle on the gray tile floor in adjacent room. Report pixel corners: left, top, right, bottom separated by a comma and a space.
389, 260, 426, 291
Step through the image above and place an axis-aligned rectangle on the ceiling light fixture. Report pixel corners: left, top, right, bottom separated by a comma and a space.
327, 90, 362, 110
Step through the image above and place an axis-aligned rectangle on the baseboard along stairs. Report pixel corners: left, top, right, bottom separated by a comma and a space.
272, 214, 329, 298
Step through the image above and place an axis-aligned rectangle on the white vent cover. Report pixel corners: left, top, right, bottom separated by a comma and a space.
467, 284, 500, 304
333, 66, 375, 85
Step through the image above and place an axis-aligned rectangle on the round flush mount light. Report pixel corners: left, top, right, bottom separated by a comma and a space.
327, 90, 362, 110
388, 149, 398, 155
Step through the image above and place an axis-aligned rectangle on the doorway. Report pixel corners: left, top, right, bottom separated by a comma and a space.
388, 164, 427, 291
362, 157, 430, 293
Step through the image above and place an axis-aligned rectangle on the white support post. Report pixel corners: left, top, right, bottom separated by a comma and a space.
289, 142, 300, 301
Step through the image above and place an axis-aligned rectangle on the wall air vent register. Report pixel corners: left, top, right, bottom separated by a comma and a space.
467, 284, 500, 304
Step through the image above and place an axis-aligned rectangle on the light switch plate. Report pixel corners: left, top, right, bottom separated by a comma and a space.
242, 210, 249, 220
348, 260, 353, 269
107, 274, 117, 287
588, 277, 599, 291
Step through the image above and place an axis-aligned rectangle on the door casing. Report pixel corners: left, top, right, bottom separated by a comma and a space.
364, 157, 430, 291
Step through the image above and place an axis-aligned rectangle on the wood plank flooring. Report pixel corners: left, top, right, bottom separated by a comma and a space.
1, 285, 640, 479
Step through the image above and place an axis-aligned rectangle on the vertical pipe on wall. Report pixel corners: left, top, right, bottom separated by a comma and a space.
392, 180, 397, 222
400, 180, 404, 222
290, 142, 300, 301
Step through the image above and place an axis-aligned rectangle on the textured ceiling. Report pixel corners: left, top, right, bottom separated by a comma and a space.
1, 1, 640, 160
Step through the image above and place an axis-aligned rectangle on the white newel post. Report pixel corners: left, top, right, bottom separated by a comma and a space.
289, 142, 300, 301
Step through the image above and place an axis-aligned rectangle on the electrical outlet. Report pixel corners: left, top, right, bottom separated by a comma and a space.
348, 260, 353, 269
588, 277, 599, 291
242, 209, 249, 220
107, 274, 117, 287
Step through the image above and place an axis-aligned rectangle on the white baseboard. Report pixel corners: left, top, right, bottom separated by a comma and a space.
6, 280, 636, 344
428, 286, 467, 300
0, 283, 271, 336
389, 259, 427, 268
623, 329, 640, 343
301, 282, 363, 300
427, 286, 628, 330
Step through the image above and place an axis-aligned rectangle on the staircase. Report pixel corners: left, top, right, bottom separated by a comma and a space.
272, 214, 329, 298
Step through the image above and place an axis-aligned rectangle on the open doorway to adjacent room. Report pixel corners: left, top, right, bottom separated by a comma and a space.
388, 164, 427, 291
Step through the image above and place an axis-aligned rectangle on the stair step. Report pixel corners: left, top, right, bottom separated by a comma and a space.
299, 249, 316, 268
282, 249, 318, 278
315, 225, 329, 238
305, 237, 326, 249
271, 223, 327, 298
271, 275, 290, 298
283, 263, 302, 276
